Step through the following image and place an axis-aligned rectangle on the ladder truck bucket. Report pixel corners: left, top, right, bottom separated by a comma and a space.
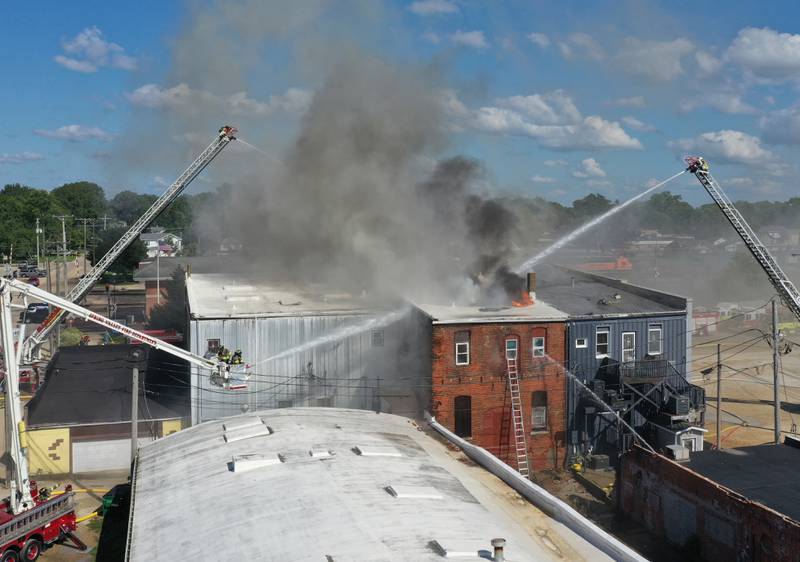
208, 362, 251, 390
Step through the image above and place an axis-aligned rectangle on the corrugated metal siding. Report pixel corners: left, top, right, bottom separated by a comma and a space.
566, 314, 687, 379
189, 308, 431, 423
565, 313, 688, 460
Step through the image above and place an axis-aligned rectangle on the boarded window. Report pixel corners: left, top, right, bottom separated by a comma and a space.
596, 328, 609, 357
206, 339, 220, 353
454, 395, 472, 438
531, 391, 548, 430
455, 331, 470, 365
372, 330, 385, 347
648, 325, 663, 355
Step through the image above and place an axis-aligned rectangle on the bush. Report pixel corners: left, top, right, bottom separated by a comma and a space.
59, 327, 83, 347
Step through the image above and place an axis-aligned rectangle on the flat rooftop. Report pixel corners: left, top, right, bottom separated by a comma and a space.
414, 300, 567, 324
687, 442, 800, 522
535, 265, 687, 318
128, 408, 610, 561
186, 273, 387, 319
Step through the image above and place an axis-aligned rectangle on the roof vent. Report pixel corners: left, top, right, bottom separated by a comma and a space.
385, 485, 443, 499
223, 416, 264, 432
309, 448, 334, 460
428, 540, 491, 559
352, 445, 402, 457
224, 424, 273, 443
230, 453, 284, 472
224, 295, 262, 302
222, 285, 256, 292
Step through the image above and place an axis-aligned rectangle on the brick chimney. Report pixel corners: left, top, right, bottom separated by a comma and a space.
526, 272, 536, 302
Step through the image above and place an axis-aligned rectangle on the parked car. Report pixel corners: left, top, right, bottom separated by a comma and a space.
19, 303, 50, 324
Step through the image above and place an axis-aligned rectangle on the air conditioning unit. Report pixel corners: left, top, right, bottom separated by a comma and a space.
665, 395, 690, 416
665, 444, 689, 461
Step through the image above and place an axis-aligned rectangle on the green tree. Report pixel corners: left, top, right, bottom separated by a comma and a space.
51, 181, 107, 219
59, 327, 83, 347
109, 191, 157, 225
148, 269, 186, 333
571, 193, 613, 221
92, 227, 147, 275
0, 184, 69, 261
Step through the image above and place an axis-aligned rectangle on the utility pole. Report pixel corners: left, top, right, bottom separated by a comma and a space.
131, 363, 139, 463
53, 216, 71, 297
34, 218, 41, 268
773, 298, 782, 444
76, 219, 92, 275
716, 344, 721, 450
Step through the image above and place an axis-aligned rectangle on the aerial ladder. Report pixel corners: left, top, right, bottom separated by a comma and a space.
685, 156, 800, 321
22, 126, 238, 362
0, 278, 244, 558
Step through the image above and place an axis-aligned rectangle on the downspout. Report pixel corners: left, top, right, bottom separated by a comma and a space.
427, 414, 649, 562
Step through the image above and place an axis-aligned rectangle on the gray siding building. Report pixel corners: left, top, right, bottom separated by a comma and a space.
185, 273, 430, 424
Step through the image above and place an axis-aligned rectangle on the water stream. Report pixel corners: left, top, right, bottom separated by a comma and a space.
250, 306, 411, 368
515, 169, 686, 273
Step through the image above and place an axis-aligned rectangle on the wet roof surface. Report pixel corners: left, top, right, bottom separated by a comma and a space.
687, 443, 800, 521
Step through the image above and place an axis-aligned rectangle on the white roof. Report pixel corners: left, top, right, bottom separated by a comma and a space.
414, 300, 568, 324
186, 273, 384, 319
128, 408, 610, 561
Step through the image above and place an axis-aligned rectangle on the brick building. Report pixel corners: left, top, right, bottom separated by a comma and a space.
417, 301, 568, 471
620, 442, 800, 561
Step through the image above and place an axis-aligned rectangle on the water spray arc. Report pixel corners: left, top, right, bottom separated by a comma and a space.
515, 169, 686, 273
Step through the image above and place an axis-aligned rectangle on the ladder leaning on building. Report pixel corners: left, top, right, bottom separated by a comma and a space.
506, 356, 531, 479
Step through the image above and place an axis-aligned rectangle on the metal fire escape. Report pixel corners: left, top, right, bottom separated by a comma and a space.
23, 126, 238, 361
505, 356, 530, 478
686, 156, 800, 321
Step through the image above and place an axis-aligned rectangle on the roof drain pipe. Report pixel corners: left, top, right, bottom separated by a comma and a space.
426, 414, 649, 562
491, 538, 506, 562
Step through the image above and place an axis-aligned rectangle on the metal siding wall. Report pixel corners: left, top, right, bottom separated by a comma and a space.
189, 310, 430, 423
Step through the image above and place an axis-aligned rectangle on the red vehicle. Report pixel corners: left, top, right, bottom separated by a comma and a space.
0, 483, 84, 561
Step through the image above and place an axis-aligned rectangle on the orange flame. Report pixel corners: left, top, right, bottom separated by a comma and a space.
512, 291, 534, 307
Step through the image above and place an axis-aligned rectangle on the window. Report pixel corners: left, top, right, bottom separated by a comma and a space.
648, 325, 663, 355
454, 396, 472, 438
206, 339, 220, 353
575, 338, 588, 348
371, 330, 384, 347
532, 336, 545, 357
531, 391, 548, 430
622, 331, 636, 363
505, 338, 518, 360
455, 331, 470, 366
596, 328, 610, 358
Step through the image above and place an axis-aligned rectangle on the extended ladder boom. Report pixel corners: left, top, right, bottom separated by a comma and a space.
686, 157, 800, 320
23, 126, 238, 360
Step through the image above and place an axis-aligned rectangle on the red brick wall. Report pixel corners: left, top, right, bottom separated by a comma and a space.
430, 321, 567, 470
621, 446, 800, 561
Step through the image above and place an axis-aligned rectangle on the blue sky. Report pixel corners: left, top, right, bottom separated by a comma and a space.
2, 0, 800, 205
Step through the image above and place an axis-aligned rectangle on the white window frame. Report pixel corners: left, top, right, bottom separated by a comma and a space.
531, 391, 548, 430
621, 331, 636, 363
595, 328, 610, 358
505, 338, 518, 360
455, 341, 470, 366
648, 325, 663, 356
532, 336, 545, 357
575, 338, 588, 349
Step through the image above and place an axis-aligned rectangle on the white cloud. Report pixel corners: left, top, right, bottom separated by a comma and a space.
621, 116, 656, 132
0, 152, 44, 165
440, 89, 470, 118
33, 125, 113, 142
607, 96, 646, 108
451, 30, 488, 49
127, 83, 311, 116
616, 37, 694, 81
680, 93, 756, 115
572, 158, 606, 178
587, 179, 611, 188
760, 108, 800, 145
668, 130, 774, 165
726, 177, 754, 187
727, 27, 800, 81
500, 90, 581, 125
54, 26, 136, 73
543, 159, 567, 167
151, 176, 169, 188
423, 31, 441, 44
531, 175, 556, 183
409, 0, 458, 15
556, 32, 606, 61
527, 32, 550, 48
695, 51, 723, 75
